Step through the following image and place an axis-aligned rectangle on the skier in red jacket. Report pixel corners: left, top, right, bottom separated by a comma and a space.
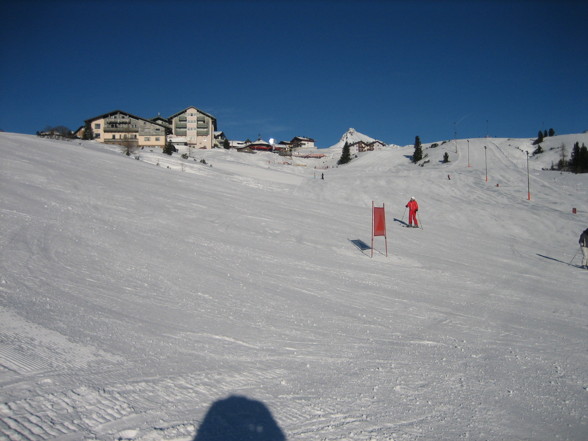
406, 197, 419, 228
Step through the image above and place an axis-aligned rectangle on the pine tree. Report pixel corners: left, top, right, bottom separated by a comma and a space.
163, 141, 175, 156
548, 128, 555, 137
82, 122, 94, 140
580, 144, 588, 173
569, 142, 588, 173
442, 152, 450, 163
570, 142, 581, 173
412, 136, 423, 163
338, 142, 351, 165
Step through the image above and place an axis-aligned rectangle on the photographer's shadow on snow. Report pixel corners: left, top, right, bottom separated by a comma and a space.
193, 395, 286, 441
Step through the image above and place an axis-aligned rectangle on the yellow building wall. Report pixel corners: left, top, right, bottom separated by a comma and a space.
89, 117, 165, 148
92, 118, 105, 141
140, 136, 165, 148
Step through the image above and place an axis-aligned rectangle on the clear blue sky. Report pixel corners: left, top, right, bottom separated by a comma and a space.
1, 0, 587, 147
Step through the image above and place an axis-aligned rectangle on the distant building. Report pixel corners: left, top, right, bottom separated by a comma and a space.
246, 139, 273, 151
349, 140, 386, 153
214, 131, 228, 148
231, 138, 286, 153
167, 106, 217, 150
150, 115, 172, 129
81, 106, 217, 151
229, 140, 248, 149
82, 110, 169, 149
290, 136, 315, 149
81, 106, 316, 154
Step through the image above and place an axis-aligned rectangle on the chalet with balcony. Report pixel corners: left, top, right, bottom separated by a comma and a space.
83, 110, 169, 149
351, 139, 387, 153
290, 136, 315, 149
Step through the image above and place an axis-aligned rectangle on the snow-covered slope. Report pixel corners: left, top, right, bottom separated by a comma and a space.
417, 133, 588, 172
1, 132, 587, 441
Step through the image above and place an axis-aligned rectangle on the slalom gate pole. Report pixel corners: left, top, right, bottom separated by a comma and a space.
568, 247, 580, 265
371, 201, 374, 258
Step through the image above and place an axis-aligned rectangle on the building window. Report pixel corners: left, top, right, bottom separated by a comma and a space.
145, 137, 150, 141
155, 137, 160, 141
94, 123, 101, 129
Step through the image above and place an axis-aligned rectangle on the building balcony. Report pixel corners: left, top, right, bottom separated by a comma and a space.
103, 126, 137, 133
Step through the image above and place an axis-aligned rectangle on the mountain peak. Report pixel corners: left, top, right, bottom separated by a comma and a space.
328, 128, 385, 151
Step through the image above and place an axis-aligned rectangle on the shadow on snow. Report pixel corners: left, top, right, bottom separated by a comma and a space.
193, 395, 286, 441
349, 238, 371, 256
536, 253, 582, 268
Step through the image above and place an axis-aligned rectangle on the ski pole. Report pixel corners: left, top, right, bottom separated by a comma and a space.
568, 247, 580, 265
401, 207, 407, 223
417, 212, 423, 229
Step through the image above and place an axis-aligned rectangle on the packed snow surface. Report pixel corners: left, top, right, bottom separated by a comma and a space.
1, 131, 587, 441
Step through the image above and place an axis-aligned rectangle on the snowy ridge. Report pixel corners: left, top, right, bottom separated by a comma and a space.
1, 131, 587, 441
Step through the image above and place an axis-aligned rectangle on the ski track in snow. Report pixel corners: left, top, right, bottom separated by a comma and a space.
1, 133, 587, 441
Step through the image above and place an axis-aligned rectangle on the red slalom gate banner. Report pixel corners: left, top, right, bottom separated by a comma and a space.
371, 201, 388, 257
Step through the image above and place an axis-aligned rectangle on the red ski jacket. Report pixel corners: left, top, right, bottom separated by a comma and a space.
406, 200, 419, 212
